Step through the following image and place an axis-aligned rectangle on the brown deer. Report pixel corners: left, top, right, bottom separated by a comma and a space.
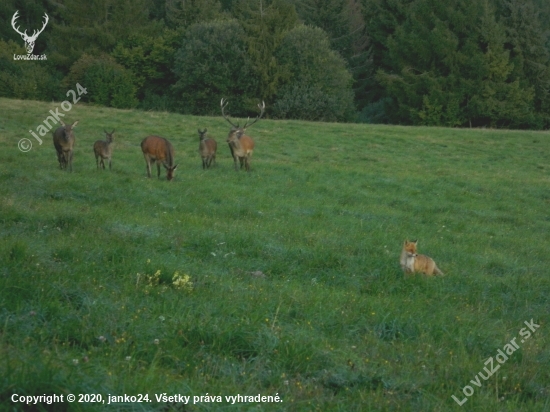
221, 98, 265, 172
140, 135, 178, 180
93, 130, 115, 170
52, 120, 78, 172
198, 128, 217, 169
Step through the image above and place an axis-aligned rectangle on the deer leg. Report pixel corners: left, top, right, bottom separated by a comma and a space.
65, 150, 72, 172
157, 162, 161, 179
144, 156, 152, 178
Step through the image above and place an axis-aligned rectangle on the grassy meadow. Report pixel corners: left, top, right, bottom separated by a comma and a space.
0, 97, 549, 411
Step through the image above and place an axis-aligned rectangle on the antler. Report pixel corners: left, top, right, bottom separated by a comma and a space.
11, 11, 27, 38
30, 13, 49, 41
243, 101, 266, 129
11, 11, 49, 41
220, 98, 239, 128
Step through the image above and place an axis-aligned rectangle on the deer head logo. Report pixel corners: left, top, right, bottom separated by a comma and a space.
11, 10, 49, 55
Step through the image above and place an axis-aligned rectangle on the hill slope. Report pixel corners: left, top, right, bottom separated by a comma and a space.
1, 98, 549, 411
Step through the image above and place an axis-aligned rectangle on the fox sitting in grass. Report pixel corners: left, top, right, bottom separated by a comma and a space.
400, 240, 444, 276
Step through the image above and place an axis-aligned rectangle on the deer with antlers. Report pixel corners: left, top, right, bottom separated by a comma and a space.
11, 11, 49, 55
220, 98, 265, 172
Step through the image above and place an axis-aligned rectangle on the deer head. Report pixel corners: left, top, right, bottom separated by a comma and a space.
198, 128, 208, 141
11, 11, 49, 54
104, 130, 115, 143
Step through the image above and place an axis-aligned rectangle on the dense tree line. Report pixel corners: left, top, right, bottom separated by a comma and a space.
1, 0, 549, 127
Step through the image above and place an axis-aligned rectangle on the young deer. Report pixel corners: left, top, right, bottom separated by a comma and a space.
52, 120, 78, 172
93, 130, 115, 170
198, 128, 217, 169
140, 135, 178, 180
220, 98, 265, 172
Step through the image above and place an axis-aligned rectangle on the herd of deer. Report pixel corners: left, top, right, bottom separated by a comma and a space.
52, 99, 265, 180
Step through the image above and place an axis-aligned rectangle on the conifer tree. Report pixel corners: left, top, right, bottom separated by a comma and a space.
49, 0, 159, 70
234, 0, 298, 102
501, 0, 550, 127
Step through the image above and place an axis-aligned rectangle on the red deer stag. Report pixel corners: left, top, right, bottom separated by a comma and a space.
140, 136, 178, 181
53, 120, 78, 172
198, 128, 217, 169
220, 98, 265, 172
93, 130, 115, 170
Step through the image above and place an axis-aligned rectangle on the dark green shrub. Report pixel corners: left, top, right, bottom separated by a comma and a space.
273, 25, 355, 122
63, 54, 138, 109
0, 40, 59, 101
172, 19, 257, 116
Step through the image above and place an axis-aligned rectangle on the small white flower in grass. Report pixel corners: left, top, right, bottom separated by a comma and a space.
154, 339, 160, 345
98, 336, 106, 342
159, 316, 165, 322
72, 359, 79, 365
125, 356, 132, 361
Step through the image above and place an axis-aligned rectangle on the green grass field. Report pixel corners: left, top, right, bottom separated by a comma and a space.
0, 97, 549, 411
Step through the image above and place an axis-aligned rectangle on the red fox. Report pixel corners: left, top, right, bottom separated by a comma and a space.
400, 240, 444, 276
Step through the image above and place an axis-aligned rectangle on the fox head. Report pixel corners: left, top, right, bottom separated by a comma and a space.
403, 239, 418, 257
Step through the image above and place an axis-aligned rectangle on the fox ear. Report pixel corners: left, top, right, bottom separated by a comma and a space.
412, 239, 418, 244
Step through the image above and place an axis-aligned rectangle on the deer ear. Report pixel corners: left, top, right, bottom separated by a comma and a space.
173, 164, 178, 170
111, 129, 115, 134
60, 120, 66, 126
72, 121, 79, 128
